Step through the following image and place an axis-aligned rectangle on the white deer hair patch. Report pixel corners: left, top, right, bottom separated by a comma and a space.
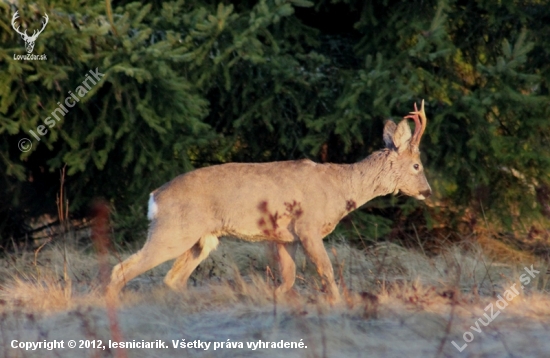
147, 193, 158, 220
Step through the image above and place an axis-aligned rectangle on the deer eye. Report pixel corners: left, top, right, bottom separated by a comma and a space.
413, 164, 420, 170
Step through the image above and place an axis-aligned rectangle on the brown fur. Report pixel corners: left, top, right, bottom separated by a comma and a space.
107, 102, 432, 303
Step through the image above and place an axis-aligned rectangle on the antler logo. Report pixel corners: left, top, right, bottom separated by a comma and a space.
11, 11, 49, 54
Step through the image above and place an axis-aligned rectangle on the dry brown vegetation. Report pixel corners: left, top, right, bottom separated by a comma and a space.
1, 235, 549, 358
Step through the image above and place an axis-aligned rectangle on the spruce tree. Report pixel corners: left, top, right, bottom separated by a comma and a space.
1, 0, 549, 246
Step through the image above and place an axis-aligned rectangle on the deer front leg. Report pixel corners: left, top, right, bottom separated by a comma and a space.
298, 231, 341, 304
273, 242, 298, 296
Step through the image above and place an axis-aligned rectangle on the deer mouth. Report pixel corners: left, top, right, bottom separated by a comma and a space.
415, 189, 432, 200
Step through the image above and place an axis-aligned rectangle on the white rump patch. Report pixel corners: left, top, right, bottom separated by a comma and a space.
199, 235, 219, 253
147, 193, 158, 220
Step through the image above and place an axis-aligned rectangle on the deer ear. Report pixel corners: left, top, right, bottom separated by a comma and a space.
383, 120, 397, 149
392, 119, 412, 151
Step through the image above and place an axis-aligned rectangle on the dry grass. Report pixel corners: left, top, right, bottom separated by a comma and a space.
0, 237, 549, 357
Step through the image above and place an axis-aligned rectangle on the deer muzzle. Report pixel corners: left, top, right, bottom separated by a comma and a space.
416, 188, 432, 200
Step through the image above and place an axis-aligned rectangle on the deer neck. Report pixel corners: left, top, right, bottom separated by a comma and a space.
345, 149, 395, 207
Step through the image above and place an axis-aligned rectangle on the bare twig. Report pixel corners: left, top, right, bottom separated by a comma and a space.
91, 200, 127, 358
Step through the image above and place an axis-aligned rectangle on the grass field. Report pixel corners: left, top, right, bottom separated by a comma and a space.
1, 234, 549, 358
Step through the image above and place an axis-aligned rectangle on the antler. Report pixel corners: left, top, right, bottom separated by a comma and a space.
11, 11, 48, 40
403, 99, 427, 148
31, 13, 49, 40
11, 11, 28, 39
32, 13, 49, 39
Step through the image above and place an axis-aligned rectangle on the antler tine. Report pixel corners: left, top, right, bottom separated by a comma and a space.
29, 13, 48, 40
11, 10, 19, 27
403, 102, 421, 147
417, 99, 427, 143
403, 100, 427, 148
11, 11, 28, 37
38, 14, 48, 33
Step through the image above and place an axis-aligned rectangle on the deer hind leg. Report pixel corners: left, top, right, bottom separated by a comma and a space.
298, 231, 341, 303
164, 235, 219, 290
106, 219, 204, 296
272, 242, 298, 295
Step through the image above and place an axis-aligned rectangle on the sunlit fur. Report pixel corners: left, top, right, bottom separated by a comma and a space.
107, 107, 432, 303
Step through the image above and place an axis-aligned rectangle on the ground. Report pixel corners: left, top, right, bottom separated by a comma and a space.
0, 237, 549, 358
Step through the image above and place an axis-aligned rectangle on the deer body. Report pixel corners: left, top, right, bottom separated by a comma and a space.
107, 101, 432, 302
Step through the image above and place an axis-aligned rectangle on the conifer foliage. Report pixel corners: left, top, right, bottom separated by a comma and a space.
1, 0, 549, 245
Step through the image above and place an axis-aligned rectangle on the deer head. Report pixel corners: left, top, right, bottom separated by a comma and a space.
11, 11, 49, 54
382, 100, 432, 200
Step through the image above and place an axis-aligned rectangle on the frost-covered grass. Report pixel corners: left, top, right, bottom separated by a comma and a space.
0, 237, 549, 357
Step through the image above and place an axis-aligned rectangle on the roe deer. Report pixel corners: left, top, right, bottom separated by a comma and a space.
107, 101, 432, 303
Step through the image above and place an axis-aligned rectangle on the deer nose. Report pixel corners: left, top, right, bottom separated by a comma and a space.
420, 189, 432, 199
